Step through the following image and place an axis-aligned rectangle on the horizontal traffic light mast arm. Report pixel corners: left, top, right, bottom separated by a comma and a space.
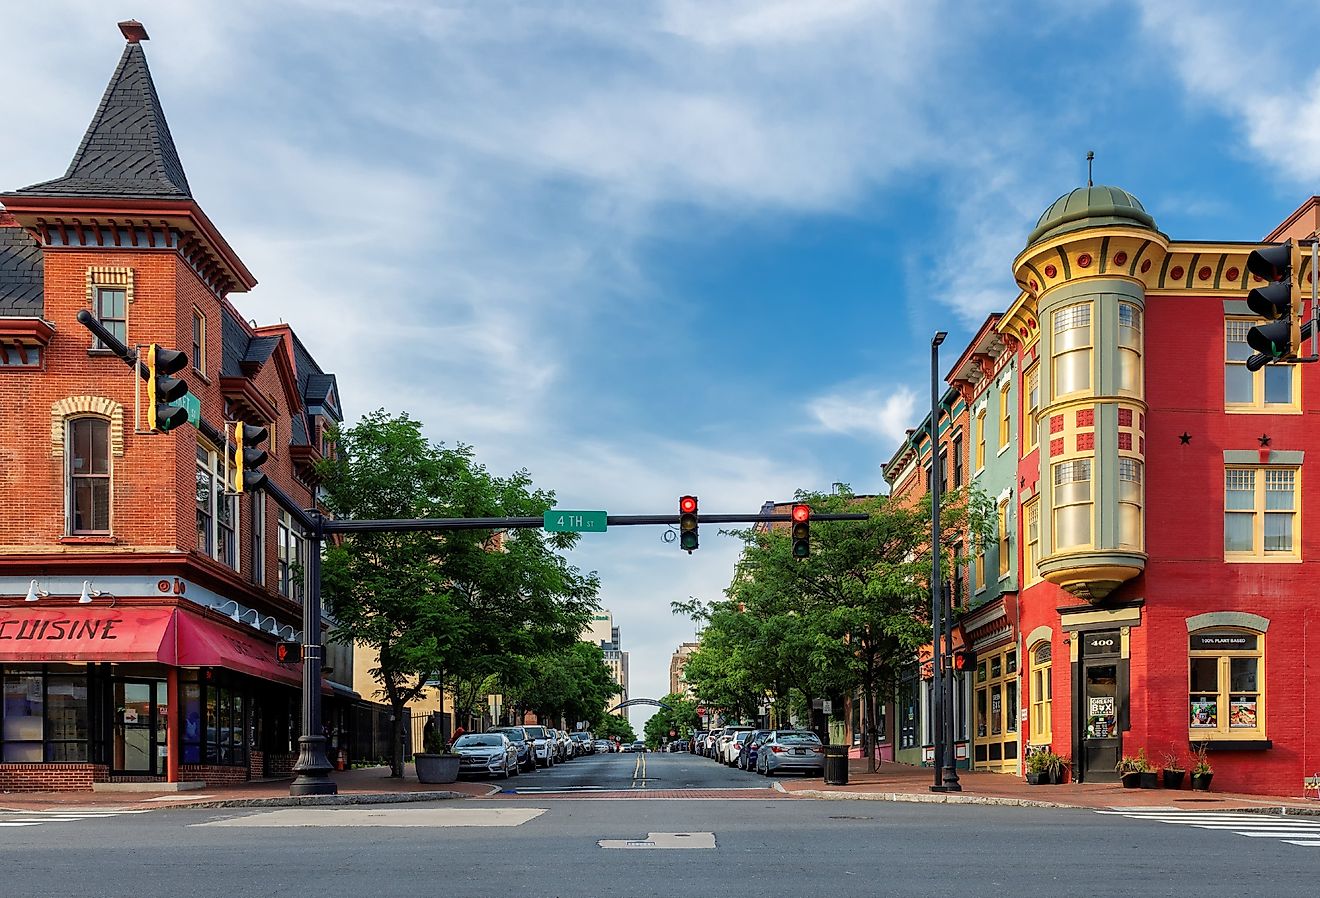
76, 309, 150, 379
322, 511, 870, 534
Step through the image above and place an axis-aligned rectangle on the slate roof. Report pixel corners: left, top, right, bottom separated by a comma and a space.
13, 41, 191, 200
0, 223, 44, 316
292, 334, 342, 423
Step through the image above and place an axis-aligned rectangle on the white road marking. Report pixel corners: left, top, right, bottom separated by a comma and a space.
196, 807, 546, 828
599, 831, 716, 849
0, 810, 144, 828
1100, 810, 1320, 848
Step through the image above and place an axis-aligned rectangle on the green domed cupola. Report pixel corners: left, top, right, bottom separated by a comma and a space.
1027, 185, 1157, 247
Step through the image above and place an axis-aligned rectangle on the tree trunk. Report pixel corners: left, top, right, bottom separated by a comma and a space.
389, 697, 406, 778
862, 657, 877, 773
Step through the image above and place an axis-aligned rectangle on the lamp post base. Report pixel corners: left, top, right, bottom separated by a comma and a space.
289, 735, 338, 796
940, 766, 962, 792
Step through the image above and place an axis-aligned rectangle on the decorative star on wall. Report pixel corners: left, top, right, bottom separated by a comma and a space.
1259, 434, 1271, 446
1179, 432, 1192, 445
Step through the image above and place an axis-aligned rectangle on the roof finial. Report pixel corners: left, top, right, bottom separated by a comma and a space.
118, 20, 149, 43
1086, 150, 1095, 188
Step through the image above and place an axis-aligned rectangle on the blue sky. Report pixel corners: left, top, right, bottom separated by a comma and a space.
5, 1, 1320, 732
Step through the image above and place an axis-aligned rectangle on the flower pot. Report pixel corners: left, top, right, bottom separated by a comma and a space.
414, 752, 460, 784
1139, 771, 1159, 789
1162, 769, 1185, 790
1120, 772, 1142, 789
1191, 772, 1213, 792
1026, 772, 1047, 785
1050, 766, 1066, 785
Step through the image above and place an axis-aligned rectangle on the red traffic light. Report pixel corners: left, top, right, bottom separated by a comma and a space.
680, 495, 697, 514
791, 504, 810, 522
276, 641, 301, 664
952, 650, 976, 671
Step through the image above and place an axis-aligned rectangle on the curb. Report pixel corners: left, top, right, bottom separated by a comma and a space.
156, 789, 473, 810
1238, 804, 1320, 817
784, 788, 1073, 809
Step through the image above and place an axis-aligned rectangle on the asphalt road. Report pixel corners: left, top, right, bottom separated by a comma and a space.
3, 754, 1318, 898
502, 745, 774, 793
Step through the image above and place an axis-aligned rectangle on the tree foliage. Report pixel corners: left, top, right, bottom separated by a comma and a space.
319, 410, 601, 775
642, 693, 701, 748
593, 714, 637, 744
675, 484, 992, 771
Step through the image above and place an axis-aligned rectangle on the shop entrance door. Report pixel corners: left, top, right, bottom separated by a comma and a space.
113, 680, 165, 775
1077, 631, 1122, 783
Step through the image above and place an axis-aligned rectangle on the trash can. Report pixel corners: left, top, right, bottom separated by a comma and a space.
823, 744, 848, 785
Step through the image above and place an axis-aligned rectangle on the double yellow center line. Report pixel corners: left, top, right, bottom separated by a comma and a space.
631, 751, 647, 789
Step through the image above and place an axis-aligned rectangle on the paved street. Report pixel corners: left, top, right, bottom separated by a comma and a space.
2, 789, 1319, 897
499, 747, 777, 795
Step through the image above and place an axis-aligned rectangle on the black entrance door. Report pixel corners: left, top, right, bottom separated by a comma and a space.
113, 680, 164, 775
1077, 630, 1124, 783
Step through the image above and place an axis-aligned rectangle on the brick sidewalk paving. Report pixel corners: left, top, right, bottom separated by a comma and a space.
773, 759, 1320, 812
0, 765, 493, 812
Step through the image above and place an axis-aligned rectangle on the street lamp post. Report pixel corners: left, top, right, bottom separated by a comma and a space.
929, 331, 947, 792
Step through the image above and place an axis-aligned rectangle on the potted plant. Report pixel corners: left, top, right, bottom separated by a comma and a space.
1026, 750, 1052, 785
1161, 747, 1186, 790
414, 726, 460, 784
1190, 743, 1213, 792
1116, 751, 1145, 789
1135, 748, 1159, 788
1048, 752, 1070, 785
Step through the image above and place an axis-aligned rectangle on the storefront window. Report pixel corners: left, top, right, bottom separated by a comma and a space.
1, 666, 90, 763
898, 673, 919, 750
1189, 630, 1265, 739
1030, 642, 1052, 743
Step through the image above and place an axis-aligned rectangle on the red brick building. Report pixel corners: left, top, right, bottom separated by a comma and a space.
0, 22, 362, 791
996, 186, 1320, 795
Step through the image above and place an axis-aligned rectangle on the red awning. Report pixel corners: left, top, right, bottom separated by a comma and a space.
0, 607, 176, 663
174, 611, 302, 688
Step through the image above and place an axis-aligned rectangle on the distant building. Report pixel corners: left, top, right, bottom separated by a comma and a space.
581, 610, 628, 715
669, 642, 699, 697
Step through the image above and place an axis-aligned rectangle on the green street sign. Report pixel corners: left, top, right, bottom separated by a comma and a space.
543, 510, 608, 533
182, 391, 201, 427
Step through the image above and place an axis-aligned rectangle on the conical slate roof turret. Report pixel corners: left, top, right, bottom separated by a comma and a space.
14, 21, 191, 200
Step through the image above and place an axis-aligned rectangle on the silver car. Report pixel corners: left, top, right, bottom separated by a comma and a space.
756, 730, 825, 776
522, 725, 556, 767
453, 733, 519, 778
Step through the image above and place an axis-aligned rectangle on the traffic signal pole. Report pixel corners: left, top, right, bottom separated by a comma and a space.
286, 506, 870, 797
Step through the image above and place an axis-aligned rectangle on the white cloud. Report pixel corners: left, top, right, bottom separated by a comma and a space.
806, 385, 918, 444
1133, 0, 1320, 184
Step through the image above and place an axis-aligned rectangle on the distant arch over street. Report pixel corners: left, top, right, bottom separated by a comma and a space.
608, 698, 671, 713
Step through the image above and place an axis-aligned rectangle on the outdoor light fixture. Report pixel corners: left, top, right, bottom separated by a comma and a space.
78, 581, 103, 605
25, 580, 48, 602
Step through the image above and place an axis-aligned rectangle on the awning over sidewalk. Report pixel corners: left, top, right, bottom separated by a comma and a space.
174, 610, 302, 688
0, 607, 176, 662
0, 606, 302, 689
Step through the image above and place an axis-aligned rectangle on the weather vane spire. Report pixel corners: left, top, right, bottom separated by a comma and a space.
1087, 150, 1095, 187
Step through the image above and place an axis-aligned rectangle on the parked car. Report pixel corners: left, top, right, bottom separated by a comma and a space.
453, 733, 519, 779
545, 728, 568, 761
756, 730, 825, 777
704, 728, 724, 757
737, 730, 771, 771
690, 731, 707, 754
669, 739, 689, 752
522, 725, 556, 767
721, 727, 756, 765
631, 741, 647, 753
570, 732, 595, 754
593, 739, 613, 754
621, 740, 634, 752
486, 726, 535, 771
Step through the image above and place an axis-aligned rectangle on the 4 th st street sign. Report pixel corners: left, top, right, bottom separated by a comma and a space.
543, 510, 608, 533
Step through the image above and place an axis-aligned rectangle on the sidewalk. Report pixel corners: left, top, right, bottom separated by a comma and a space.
775, 759, 1320, 813
0, 765, 494, 812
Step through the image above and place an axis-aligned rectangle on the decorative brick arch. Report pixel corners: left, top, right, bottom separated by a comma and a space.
50, 396, 125, 458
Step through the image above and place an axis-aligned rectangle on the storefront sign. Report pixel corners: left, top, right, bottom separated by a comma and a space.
1229, 700, 1258, 729
0, 608, 175, 662
1083, 631, 1120, 655
1190, 633, 1256, 652
1087, 696, 1115, 738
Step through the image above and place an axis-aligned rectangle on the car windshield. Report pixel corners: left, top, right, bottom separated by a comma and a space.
491, 729, 525, 740
523, 727, 547, 738
775, 732, 821, 744
455, 735, 503, 748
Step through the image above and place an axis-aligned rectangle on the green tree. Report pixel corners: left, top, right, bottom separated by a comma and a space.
642, 693, 701, 748
594, 714, 637, 744
319, 410, 600, 776
678, 485, 991, 772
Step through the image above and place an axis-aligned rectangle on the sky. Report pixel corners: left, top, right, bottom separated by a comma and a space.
4, 1, 1320, 735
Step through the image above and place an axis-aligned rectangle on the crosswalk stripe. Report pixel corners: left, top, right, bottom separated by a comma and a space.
0, 822, 45, 827
1283, 841, 1320, 847
1099, 810, 1320, 848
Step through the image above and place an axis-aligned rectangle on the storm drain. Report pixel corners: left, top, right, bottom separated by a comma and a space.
598, 831, 716, 849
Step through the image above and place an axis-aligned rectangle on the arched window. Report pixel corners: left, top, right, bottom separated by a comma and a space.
1029, 641, 1052, 744
1189, 629, 1265, 739
67, 417, 111, 534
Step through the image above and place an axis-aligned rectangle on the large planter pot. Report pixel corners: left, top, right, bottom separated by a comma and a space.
1191, 772, 1213, 792
1163, 769, 1186, 790
1139, 771, 1160, 789
1120, 772, 1142, 789
414, 753, 460, 784
1026, 772, 1048, 785
1050, 766, 1066, 785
